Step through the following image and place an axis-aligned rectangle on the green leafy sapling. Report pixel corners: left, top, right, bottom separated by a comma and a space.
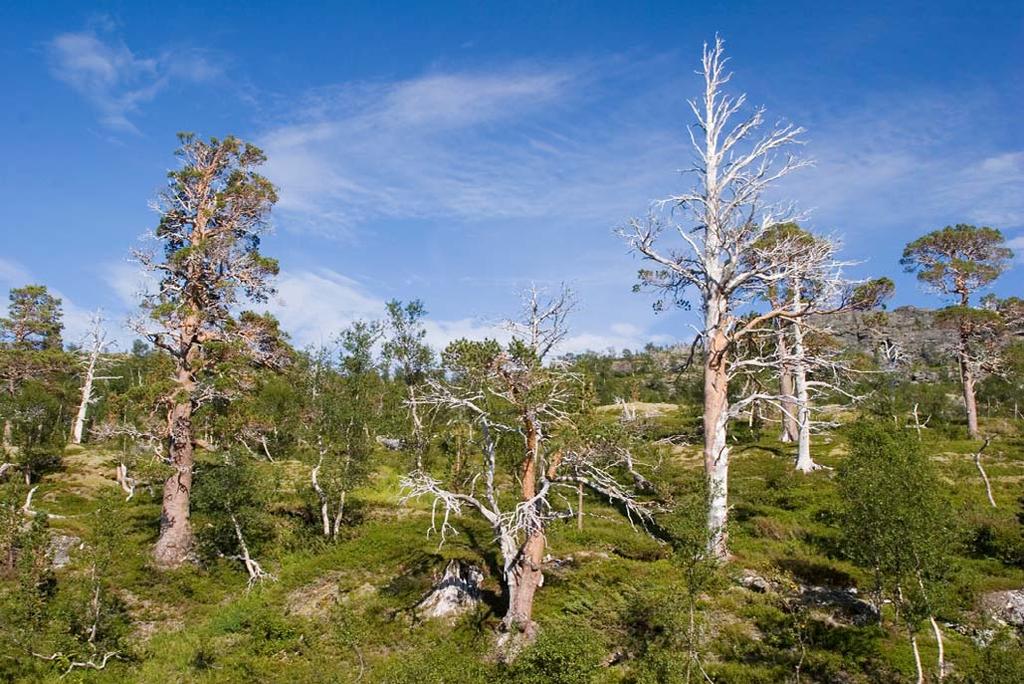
837, 421, 957, 683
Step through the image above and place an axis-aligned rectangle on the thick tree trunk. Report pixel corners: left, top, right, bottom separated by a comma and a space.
960, 355, 979, 439
153, 370, 196, 568
791, 314, 820, 473
502, 530, 544, 635
704, 322, 731, 560
775, 322, 799, 443
500, 413, 545, 636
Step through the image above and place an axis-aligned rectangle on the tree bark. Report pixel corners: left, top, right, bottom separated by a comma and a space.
576, 483, 584, 531
704, 322, 731, 560
955, 293, 981, 439
71, 362, 95, 445
774, 319, 799, 443
333, 491, 346, 538
500, 413, 545, 634
929, 615, 945, 681
790, 310, 820, 473
153, 369, 195, 568
909, 632, 924, 684
502, 530, 544, 635
311, 456, 332, 537
960, 354, 980, 439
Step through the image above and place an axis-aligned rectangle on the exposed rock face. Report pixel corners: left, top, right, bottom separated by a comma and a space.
737, 571, 879, 626
980, 589, 1024, 630
798, 585, 879, 626
821, 306, 949, 371
376, 436, 404, 451
415, 560, 483, 620
47, 534, 82, 569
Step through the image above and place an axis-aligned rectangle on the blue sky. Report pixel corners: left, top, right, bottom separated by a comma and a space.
0, 1, 1021, 352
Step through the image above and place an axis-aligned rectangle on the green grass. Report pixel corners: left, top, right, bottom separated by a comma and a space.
3, 410, 1023, 682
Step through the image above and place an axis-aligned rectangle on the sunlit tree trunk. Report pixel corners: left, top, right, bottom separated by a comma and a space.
704, 311, 731, 559
959, 347, 980, 439
153, 365, 196, 567
790, 288, 819, 472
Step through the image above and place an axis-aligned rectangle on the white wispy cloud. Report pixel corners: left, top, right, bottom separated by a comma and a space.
1006, 235, 1024, 264
258, 62, 681, 235
0, 257, 126, 347
102, 260, 154, 308
785, 91, 1024, 240
264, 267, 663, 354
47, 22, 221, 132
0, 257, 31, 285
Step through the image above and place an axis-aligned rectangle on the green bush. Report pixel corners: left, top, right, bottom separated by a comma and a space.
506, 622, 605, 684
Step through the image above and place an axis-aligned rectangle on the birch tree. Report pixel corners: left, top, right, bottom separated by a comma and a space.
132, 133, 279, 568
619, 37, 810, 558
383, 300, 433, 469
837, 422, 955, 684
401, 287, 655, 646
70, 313, 119, 445
302, 321, 381, 539
901, 225, 1013, 439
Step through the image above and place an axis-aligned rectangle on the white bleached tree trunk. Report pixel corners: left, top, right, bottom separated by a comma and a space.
790, 289, 818, 473
621, 37, 808, 559
71, 313, 118, 445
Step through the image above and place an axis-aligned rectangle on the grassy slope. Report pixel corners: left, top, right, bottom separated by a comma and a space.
13, 411, 1024, 683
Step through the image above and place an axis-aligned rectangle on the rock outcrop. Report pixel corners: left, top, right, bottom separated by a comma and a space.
980, 589, 1024, 631
415, 560, 484, 620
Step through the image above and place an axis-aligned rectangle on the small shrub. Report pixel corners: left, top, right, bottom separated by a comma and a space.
506, 622, 605, 684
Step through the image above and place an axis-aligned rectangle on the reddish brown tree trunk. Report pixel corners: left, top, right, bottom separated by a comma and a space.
153, 368, 196, 567
501, 412, 545, 635
704, 325, 731, 560
956, 292, 981, 440
502, 530, 544, 635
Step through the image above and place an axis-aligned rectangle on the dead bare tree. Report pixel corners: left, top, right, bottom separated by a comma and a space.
230, 514, 275, 590
619, 36, 811, 558
741, 225, 889, 472
972, 437, 996, 508
70, 312, 120, 445
401, 286, 656, 648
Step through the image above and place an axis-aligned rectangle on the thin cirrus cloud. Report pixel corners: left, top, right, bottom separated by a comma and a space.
102, 261, 659, 354
46, 25, 221, 133
260, 59, 1024, 259
257, 62, 684, 236
264, 267, 665, 354
786, 91, 1024, 244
